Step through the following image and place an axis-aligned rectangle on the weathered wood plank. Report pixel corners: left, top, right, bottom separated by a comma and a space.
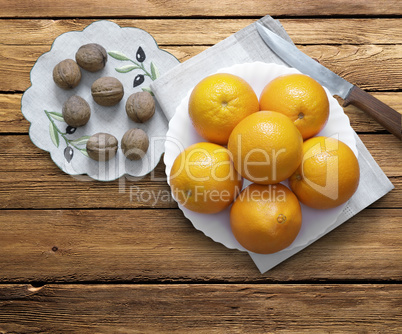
0, 284, 400, 333
1, 43, 400, 92
2, 92, 401, 134
0, 208, 401, 282
0, 134, 400, 209
282, 18, 402, 45
0, 94, 27, 132
0, 172, 174, 210
359, 134, 402, 177
1, 135, 400, 176
298, 44, 402, 90
1, 19, 401, 46
1, 0, 401, 18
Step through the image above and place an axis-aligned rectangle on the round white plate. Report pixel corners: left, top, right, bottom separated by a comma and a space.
21, 20, 179, 181
164, 61, 357, 254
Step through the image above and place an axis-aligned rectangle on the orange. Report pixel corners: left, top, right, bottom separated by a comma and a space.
188, 73, 259, 145
169, 142, 243, 214
227, 110, 303, 185
259, 74, 330, 140
230, 183, 302, 254
289, 136, 360, 209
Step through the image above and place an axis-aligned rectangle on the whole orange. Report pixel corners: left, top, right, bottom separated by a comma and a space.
227, 110, 303, 185
259, 74, 330, 140
169, 142, 243, 214
188, 73, 259, 145
230, 183, 302, 254
289, 136, 360, 209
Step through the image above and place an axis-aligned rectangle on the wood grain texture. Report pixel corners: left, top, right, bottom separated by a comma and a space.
1, 44, 401, 92
2, 92, 402, 134
298, 44, 402, 91
0, 3, 401, 333
1, 19, 401, 46
0, 134, 400, 209
0, 19, 401, 92
0, 208, 401, 282
0, 0, 401, 18
0, 171, 399, 209
0, 284, 401, 333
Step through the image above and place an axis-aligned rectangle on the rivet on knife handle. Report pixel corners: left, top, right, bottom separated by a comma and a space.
343, 86, 402, 140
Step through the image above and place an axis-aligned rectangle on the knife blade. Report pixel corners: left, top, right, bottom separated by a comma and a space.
256, 22, 402, 140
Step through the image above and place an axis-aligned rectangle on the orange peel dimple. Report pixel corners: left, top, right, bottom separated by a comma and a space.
277, 214, 287, 224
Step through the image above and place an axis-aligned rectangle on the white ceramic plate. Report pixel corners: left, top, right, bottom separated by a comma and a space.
164, 61, 357, 254
21, 20, 179, 181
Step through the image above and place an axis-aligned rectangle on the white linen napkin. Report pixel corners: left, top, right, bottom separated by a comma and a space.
150, 15, 394, 273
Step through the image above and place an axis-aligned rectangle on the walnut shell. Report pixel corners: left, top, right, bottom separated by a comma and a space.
62, 95, 91, 127
75, 43, 107, 72
91, 77, 124, 106
86, 133, 118, 161
53, 59, 82, 89
125, 91, 155, 123
121, 128, 149, 160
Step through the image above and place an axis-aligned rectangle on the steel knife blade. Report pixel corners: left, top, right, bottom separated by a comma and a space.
256, 22, 402, 140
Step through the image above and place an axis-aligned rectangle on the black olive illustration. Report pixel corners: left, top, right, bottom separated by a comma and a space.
136, 46, 146, 63
64, 146, 74, 163
66, 125, 77, 134
133, 74, 145, 87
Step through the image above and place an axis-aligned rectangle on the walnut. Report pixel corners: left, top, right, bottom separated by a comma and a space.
121, 128, 149, 160
53, 59, 82, 89
125, 91, 155, 123
75, 43, 107, 72
91, 77, 124, 106
62, 95, 91, 127
86, 133, 118, 161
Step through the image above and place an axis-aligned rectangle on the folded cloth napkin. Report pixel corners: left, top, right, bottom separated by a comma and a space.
150, 15, 394, 273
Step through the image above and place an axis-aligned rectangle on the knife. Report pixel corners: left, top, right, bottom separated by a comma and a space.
256, 22, 402, 140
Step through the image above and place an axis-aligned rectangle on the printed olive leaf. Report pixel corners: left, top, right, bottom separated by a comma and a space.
150, 62, 159, 80
107, 51, 131, 61
70, 135, 91, 146
48, 111, 64, 122
79, 148, 89, 157
141, 87, 154, 96
115, 65, 141, 73
136, 46, 146, 63
49, 122, 59, 148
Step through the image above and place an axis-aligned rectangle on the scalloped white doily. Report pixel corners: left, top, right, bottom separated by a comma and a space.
21, 20, 179, 181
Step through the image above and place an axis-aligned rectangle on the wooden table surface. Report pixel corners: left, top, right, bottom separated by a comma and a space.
0, 1, 401, 332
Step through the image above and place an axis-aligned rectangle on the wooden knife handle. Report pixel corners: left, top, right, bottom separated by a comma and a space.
343, 86, 402, 140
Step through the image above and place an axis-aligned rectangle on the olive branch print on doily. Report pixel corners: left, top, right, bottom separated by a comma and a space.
45, 48, 159, 163
45, 110, 90, 163
108, 46, 160, 94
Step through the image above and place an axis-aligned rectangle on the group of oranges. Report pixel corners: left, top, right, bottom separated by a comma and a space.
169, 70, 360, 254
